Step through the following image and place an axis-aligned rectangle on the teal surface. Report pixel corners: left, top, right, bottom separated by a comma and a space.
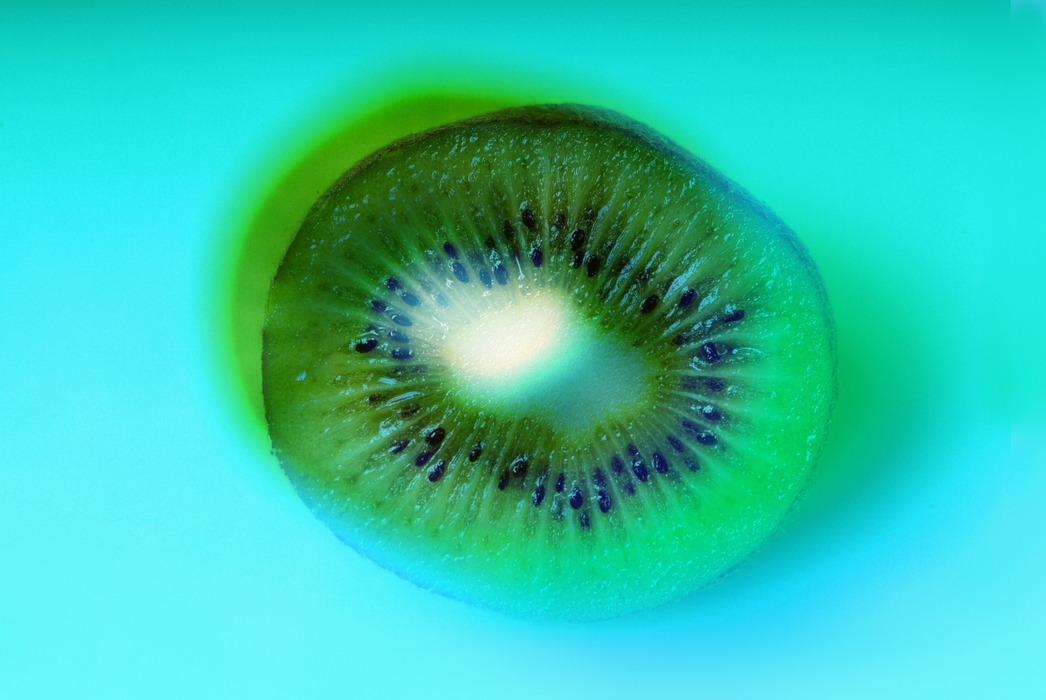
1, 2, 1044, 698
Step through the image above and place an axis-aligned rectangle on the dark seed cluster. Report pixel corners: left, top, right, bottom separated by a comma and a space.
345, 204, 746, 533
375, 413, 721, 527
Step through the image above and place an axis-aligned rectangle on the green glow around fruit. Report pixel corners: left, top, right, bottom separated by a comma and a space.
262, 104, 836, 620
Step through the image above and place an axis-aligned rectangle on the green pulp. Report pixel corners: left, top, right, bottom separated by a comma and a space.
261, 106, 835, 619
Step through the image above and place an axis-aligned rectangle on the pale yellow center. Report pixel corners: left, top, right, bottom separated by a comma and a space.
441, 293, 658, 440
443, 294, 566, 381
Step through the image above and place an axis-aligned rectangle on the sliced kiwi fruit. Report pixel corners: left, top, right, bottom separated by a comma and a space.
262, 104, 836, 620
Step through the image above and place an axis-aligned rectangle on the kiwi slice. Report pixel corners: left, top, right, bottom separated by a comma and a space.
262, 104, 835, 620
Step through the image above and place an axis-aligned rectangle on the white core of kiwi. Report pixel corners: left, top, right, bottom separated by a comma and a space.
441, 290, 657, 436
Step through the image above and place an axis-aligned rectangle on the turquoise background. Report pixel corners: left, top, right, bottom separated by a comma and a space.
2, 2, 1044, 698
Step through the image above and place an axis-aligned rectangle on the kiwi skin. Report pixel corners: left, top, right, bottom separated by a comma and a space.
263, 104, 836, 620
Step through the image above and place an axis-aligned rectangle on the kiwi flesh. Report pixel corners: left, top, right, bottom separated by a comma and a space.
262, 104, 836, 620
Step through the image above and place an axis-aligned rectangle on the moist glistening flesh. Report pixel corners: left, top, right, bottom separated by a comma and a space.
262, 104, 836, 620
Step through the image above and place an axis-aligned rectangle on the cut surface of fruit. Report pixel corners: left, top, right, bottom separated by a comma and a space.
262, 104, 836, 620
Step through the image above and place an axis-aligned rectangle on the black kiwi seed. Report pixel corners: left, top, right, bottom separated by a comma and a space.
592, 468, 607, 488
704, 378, 726, 392
652, 453, 668, 474
568, 487, 584, 509
683, 419, 718, 446
451, 262, 469, 283
493, 263, 508, 285
569, 229, 586, 251
428, 460, 446, 482
530, 246, 543, 268
627, 445, 650, 482
510, 455, 529, 478
354, 338, 378, 353
585, 254, 601, 277
722, 307, 745, 323
521, 208, 537, 231
262, 104, 836, 621
701, 342, 719, 363
632, 459, 649, 482
425, 427, 446, 446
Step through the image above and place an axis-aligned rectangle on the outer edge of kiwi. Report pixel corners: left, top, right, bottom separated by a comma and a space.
262, 104, 839, 620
